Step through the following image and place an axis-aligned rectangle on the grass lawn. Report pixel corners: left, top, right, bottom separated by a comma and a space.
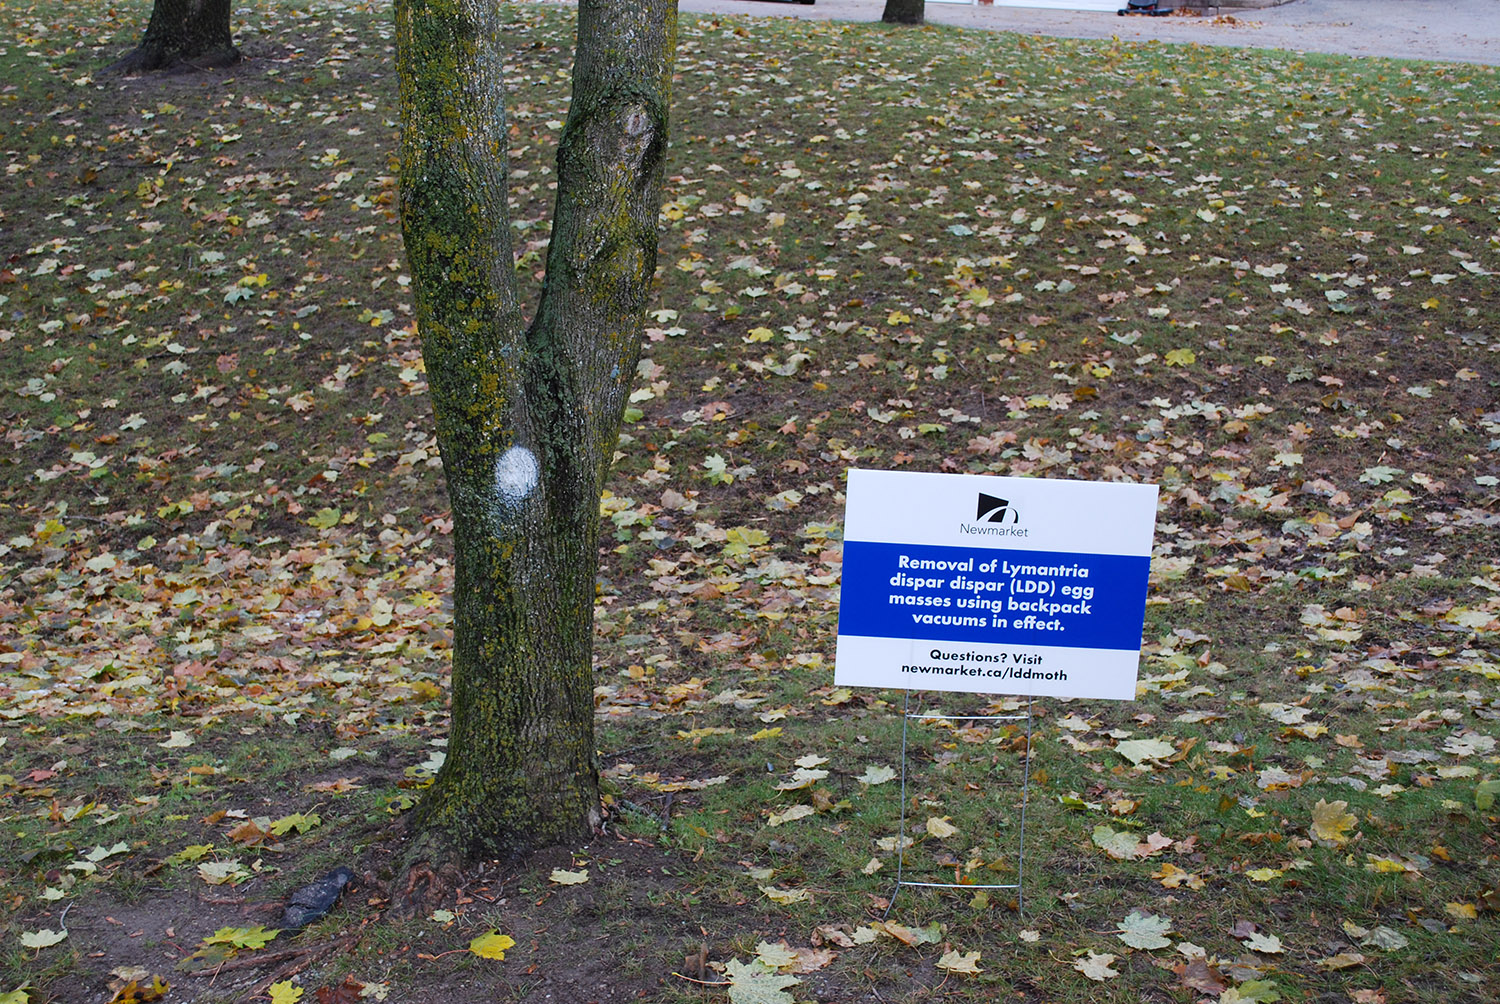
1, 1, 1497, 1002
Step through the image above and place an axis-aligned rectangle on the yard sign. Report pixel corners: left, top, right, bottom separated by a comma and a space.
835, 469, 1158, 700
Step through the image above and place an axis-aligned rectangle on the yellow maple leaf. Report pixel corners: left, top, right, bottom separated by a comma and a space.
760, 885, 811, 905
1309, 799, 1357, 847
925, 816, 958, 838
1152, 862, 1204, 890
468, 931, 516, 960
268, 981, 304, 1004
1365, 855, 1409, 874
1164, 348, 1196, 367
936, 950, 983, 975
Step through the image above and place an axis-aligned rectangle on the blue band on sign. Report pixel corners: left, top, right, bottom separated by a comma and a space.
838, 540, 1150, 651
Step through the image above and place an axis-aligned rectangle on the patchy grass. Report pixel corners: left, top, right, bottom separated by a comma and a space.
1, 1, 1497, 1002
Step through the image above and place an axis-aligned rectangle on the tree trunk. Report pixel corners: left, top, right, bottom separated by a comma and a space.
394, 0, 677, 869
110, 0, 240, 74
882, 0, 925, 25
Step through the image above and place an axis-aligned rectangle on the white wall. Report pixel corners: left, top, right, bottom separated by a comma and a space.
930, 0, 1127, 10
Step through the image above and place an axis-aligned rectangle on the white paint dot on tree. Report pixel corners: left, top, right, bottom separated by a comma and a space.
493, 445, 540, 510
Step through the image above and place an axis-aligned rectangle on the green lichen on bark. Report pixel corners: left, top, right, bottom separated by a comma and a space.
394, 0, 678, 860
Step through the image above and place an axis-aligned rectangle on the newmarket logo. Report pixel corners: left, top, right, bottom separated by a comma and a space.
976, 492, 1020, 524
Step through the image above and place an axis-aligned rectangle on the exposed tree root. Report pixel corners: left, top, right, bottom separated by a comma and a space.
248, 938, 357, 996
389, 827, 468, 920
107, 44, 240, 76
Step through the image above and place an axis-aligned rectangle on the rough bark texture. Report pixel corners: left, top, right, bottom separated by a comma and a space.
110, 0, 240, 74
882, 0, 925, 25
394, 0, 677, 867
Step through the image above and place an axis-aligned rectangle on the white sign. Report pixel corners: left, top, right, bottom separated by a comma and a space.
834, 469, 1158, 700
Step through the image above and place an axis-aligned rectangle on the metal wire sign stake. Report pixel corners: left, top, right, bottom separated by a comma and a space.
833, 469, 1159, 918
885, 693, 1034, 916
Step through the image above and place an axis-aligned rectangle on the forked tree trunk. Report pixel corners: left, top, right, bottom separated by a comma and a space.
882, 0, 925, 25
393, 0, 677, 874
110, 0, 240, 74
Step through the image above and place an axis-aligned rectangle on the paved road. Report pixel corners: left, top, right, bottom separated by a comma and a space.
676, 0, 1500, 65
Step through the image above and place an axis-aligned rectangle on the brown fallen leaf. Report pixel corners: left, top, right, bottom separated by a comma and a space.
1176, 957, 1227, 996
106, 978, 170, 1004
306, 777, 363, 793
314, 977, 365, 1004
227, 819, 272, 845
812, 925, 854, 948
788, 946, 835, 974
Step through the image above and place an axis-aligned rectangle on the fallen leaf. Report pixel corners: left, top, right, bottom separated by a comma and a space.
724, 958, 799, 1004
226, 820, 271, 846
1092, 824, 1144, 860
935, 949, 982, 975
773, 767, 827, 791
767, 804, 815, 827
1118, 910, 1173, 950
20, 929, 67, 949
759, 886, 810, 905
198, 860, 249, 886
924, 816, 958, 838
1309, 799, 1357, 846
787, 947, 835, 974
1226, 978, 1283, 1002
871, 920, 942, 946
1153, 862, 1204, 890
1115, 737, 1174, 766
1178, 956, 1227, 995
269, 812, 321, 836
1360, 926, 1409, 951
1073, 951, 1119, 981
268, 981, 304, 1004
468, 931, 516, 960
203, 926, 280, 950
549, 868, 589, 885
1244, 932, 1284, 954
754, 941, 799, 971
104, 978, 169, 1004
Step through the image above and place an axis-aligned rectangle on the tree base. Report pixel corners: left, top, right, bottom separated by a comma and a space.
389, 826, 468, 920
108, 43, 241, 75
881, 0, 925, 23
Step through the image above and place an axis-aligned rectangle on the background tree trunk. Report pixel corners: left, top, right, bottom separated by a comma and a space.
882, 0, 925, 25
111, 0, 240, 74
394, 0, 677, 872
